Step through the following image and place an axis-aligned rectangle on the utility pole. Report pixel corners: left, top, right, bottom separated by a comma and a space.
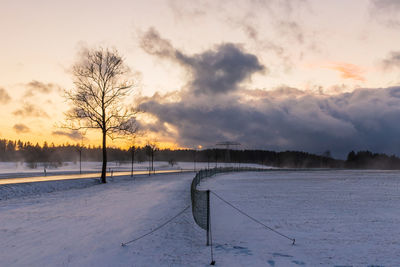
216, 141, 241, 166
193, 149, 197, 172
79, 148, 82, 174
77, 135, 85, 175
130, 146, 135, 177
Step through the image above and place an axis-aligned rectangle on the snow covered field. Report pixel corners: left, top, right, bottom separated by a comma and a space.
200, 170, 400, 266
1, 169, 400, 266
0, 172, 207, 267
0, 161, 269, 179
0, 161, 183, 178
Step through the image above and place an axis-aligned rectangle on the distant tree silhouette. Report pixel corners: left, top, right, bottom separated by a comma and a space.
130, 145, 135, 177
4, 137, 400, 171
145, 142, 158, 175
64, 48, 138, 183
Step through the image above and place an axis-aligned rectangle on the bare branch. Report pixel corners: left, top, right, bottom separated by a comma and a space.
63, 47, 139, 182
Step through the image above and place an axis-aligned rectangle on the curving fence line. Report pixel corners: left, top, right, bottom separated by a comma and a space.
190, 167, 268, 245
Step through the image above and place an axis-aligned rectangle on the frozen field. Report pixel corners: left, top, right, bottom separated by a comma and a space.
1, 169, 400, 266
200, 170, 400, 266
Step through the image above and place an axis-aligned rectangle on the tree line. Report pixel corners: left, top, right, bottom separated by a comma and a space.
2, 138, 400, 170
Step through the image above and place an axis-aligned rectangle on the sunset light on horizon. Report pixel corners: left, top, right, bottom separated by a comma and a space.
1, 0, 400, 157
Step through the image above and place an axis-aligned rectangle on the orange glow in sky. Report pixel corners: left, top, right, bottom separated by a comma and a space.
1, 0, 400, 149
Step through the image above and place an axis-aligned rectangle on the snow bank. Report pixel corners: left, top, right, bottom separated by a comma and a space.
0, 178, 100, 200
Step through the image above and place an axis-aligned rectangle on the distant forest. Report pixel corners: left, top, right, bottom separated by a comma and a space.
1, 139, 400, 170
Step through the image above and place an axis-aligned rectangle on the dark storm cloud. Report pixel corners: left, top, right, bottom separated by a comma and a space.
0, 88, 11, 104
140, 28, 265, 95
381, 51, 400, 69
177, 44, 264, 94
52, 130, 86, 141
13, 123, 30, 134
138, 28, 400, 158
13, 103, 49, 118
139, 86, 400, 158
24, 80, 60, 98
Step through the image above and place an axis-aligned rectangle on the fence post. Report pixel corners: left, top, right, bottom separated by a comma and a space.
206, 189, 210, 246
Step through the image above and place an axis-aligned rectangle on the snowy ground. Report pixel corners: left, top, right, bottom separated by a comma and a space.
1, 169, 399, 266
0, 161, 269, 179
0, 172, 211, 267
199, 170, 400, 266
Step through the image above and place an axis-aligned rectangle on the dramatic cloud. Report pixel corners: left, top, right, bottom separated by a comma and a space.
140, 28, 265, 95
325, 63, 365, 82
24, 80, 60, 98
13, 123, 30, 134
0, 88, 11, 104
381, 51, 400, 69
139, 86, 400, 158
138, 27, 400, 158
52, 130, 86, 141
179, 44, 265, 94
13, 103, 49, 118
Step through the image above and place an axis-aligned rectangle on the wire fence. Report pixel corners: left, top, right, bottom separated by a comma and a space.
190, 167, 296, 247
190, 167, 268, 234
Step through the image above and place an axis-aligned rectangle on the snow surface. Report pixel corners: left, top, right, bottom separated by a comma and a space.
1, 169, 399, 266
0, 161, 269, 179
0, 178, 100, 200
0, 172, 209, 267
199, 170, 400, 266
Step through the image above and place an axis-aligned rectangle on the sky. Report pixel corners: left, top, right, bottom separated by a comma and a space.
1, 0, 400, 157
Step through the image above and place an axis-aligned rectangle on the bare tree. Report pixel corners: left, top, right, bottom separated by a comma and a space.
130, 145, 136, 177
145, 142, 158, 176
64, 47, 137, 183
126, 135, 139, 177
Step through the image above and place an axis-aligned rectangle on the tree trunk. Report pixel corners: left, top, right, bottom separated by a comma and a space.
151, 152, 154, 172
101, 130, 107, 183
131, 147, 134, 177
79, 149, 82, 174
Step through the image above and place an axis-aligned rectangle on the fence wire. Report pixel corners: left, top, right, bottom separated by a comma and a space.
190, 167, 267, 231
